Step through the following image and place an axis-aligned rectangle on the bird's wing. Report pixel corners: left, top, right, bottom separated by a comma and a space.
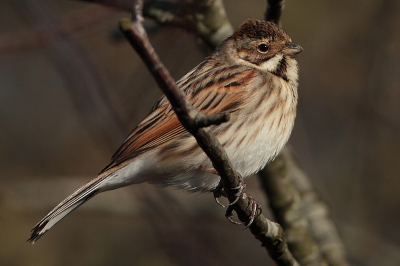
101, 63, 256, 173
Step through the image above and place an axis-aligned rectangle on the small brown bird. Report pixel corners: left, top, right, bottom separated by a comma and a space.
29, 18, 302, 243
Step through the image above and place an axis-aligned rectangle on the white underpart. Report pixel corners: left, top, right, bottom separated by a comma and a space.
284, 55, 298, 83
236, 53, 283, 74
259, 53, 284, 72
100, 157, 148, 190
225, 80, 294, 177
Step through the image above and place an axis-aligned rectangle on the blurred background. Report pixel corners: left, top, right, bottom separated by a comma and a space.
1, 0, 400, 265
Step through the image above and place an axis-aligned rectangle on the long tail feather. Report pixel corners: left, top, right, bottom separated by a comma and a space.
28, 176, 107, 244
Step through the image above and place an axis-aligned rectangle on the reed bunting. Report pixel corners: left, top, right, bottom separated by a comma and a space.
29, 18, 302, 243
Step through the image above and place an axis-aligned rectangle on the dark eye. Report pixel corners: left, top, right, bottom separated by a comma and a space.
257, 43, 269, 53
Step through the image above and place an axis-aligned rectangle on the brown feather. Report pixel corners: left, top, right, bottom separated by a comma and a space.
101, 66, 255, 173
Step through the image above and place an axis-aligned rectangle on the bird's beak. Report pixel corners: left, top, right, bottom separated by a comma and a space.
282, 42, 303, 56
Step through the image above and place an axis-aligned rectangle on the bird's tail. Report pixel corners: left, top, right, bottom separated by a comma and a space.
28, 175, 108, 244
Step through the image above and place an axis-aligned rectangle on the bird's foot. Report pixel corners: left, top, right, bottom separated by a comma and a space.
229, 174, 246, 205
225, 175, 262, 227
225, 193, 262, 227
243, 193, 262, 228
213, 179, 226, 208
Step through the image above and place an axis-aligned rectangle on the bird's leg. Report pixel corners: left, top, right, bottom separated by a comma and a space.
225, 204, 241, 225
229, 174, 246, 205
199, 166, 227, 207
213, 179, 226, 207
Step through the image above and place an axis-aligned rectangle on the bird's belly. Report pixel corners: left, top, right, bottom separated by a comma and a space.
223, 110, 295, 178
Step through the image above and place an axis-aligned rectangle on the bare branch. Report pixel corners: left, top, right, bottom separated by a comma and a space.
118, 13, 242, 192
118, 3, 299, 265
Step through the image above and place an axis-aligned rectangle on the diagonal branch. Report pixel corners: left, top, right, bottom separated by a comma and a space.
118, 6, 241, 198
117, 1, 299, 265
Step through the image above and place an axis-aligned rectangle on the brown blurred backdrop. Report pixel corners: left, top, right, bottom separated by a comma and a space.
1, 0, 400, 265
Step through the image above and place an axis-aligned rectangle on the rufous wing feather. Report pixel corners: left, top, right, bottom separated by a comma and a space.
101, 65, 256, 173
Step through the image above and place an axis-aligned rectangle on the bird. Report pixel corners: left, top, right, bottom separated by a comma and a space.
28, 18, 303, 243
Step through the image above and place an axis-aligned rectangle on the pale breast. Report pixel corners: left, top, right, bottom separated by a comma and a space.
220, 74, 297, 178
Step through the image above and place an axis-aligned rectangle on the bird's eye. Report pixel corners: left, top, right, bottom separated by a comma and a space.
257, 43, 269, 53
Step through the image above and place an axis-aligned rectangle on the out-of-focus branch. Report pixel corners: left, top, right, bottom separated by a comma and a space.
258, 148, 324, 265
81, 0, 133, 12
265, 0, 285, 25
143, 0, 233, 47
287, 150, 350, 266
82, 0, 233, 48
260, 1, 350, 265
261, 147, 349, 265
117, 1, 299, 265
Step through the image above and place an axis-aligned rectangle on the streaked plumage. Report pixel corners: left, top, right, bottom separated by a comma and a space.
29, 18, 302, 243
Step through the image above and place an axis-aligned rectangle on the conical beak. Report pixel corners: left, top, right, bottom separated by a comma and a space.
282, 42, 303, 56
